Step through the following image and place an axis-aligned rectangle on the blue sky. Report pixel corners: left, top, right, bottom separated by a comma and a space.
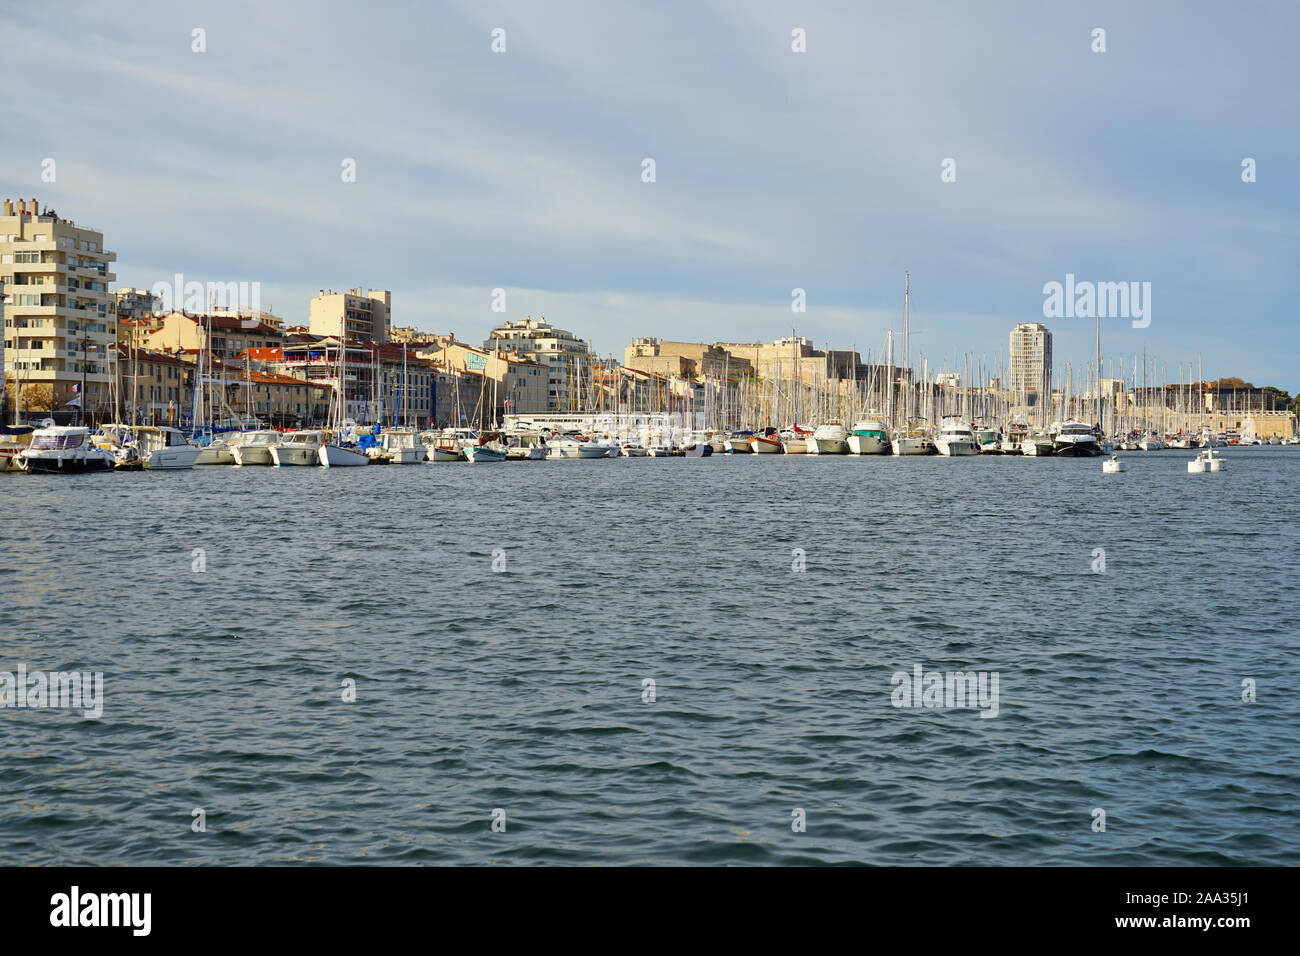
4, 0, 1296, 390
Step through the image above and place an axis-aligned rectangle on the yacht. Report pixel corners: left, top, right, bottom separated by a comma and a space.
846, 420, 890, 455
270, 430, 325, 466
750, 427, 782, 454
620, 441, 648, 458
891, 425, 934, 456
1052, 419, 1102, 457
18, 424, 115, 473
1138, 434, 1167, 451
808, 422, 849, 455
230, 430, 281, 466
933, 418, 979, 456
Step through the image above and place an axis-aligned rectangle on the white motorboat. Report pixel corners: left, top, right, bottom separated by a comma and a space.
125, 425, 201, 469
808, 423, 848, 455
724, 431, 754, 454
1052, 419, 1102, 457
270, 430, 325, 466
934, 418, 979, 456
891, 425, 934, 456
194, 432, 237, 465
546, 436, 606, 459
846, 421, 890, 455
18, 425, 115, 473
620, 442, 648, 457
379, 428, 425, 464
1138, 434, 1167, 451
230, 430, 281, 466
1102, 454, 1124, 473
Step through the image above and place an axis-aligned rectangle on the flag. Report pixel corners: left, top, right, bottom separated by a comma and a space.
69, 383, 80, 393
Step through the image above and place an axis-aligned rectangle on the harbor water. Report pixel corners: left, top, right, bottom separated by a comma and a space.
1, 446, 1297, 865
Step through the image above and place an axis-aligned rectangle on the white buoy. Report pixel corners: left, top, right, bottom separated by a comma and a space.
1188, 452, 1207, 473
1102, 454, 1124, 473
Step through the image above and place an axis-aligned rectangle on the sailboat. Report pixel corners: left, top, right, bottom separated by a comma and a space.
319, 342, 369, 466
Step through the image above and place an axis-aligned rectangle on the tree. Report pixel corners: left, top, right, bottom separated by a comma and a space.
3, 373, 56, 413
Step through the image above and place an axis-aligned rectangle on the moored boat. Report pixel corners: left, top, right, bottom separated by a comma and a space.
846, 420, 889, 455
18, 424, 115, 474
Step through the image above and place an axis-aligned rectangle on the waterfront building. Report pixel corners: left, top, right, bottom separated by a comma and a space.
1009, 323, 1053, 397
418, 338, 548, 420
485, 318, 589, 411
309, 288, 391, 342
145, 311, 283, 363
1, 198, 117, 420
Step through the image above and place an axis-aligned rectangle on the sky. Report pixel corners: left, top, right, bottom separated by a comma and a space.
3, 0, 1296, 390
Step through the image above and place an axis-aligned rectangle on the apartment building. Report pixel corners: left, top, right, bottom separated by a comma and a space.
418, 338, 548, 419
1009, 322, 1053, 395
485, 317, 589, 411
1, 198, 117, 418
309, 288, 391, 342
145, 311, 284, 362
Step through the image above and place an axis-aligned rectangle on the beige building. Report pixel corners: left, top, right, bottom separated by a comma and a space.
309, 287, 391, 342
1, 198, 117, 417
145, 311, 283, 362
486, 318, 589, 411
417, 339, 548, 418
625, 337, 746, 380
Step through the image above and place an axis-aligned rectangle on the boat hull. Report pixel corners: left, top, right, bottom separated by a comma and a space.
20, 451, 114, 473
270, 445, 321, 466
846, 434, 888, 454
750, 436, 782, 454
724, 439, 752, 454
147, 446, 200, 469
466, 446, 507, 462
891, 437, 932, 456
934, 439, 979, 456
318, 444, 369, 467
232, 445, 276, 466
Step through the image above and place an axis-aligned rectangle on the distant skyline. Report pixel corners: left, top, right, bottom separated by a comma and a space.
3, 1, 1295, 391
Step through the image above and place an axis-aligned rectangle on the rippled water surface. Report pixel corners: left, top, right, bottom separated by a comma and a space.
2, 446, 1297, 865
